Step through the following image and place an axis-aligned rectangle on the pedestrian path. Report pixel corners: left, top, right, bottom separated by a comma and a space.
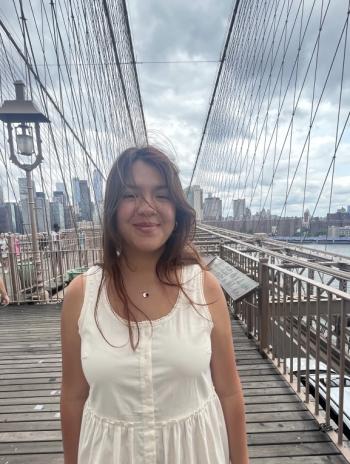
0, 304, 348, 463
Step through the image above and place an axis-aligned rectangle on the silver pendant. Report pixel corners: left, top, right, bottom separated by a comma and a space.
142, 292, 150, 298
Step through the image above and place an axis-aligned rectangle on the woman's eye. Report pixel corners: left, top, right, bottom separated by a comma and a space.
156, 194, 170, 200
123, 193, 136, 199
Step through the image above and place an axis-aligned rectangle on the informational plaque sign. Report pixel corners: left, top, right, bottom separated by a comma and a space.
208, 256, 259, 302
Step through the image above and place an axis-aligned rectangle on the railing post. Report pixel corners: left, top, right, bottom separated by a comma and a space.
58, 239, 64, 287
8, 235, 18, 302
246, 294, 253, 335
336, 264, 347, 349
258, 256, 269, 354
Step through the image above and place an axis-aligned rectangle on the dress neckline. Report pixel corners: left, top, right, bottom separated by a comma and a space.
101, 265, 186, 327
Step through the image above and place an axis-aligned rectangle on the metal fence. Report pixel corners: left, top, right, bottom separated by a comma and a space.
2, 227, 350, 445
220, 243, 350, 447
0, 231, 102, 303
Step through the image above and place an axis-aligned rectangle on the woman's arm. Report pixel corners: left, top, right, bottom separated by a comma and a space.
60, 275, 90, 464
0, 277, 9, 305
204, 270, 249, 464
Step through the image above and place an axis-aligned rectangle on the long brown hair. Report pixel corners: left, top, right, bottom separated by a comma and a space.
94, 146, 205, 350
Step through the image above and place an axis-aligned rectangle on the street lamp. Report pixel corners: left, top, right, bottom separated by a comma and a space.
0, 80, 50, 301
16, 124, 35, 155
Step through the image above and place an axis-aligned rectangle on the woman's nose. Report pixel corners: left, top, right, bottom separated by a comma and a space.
136, 195, 157, 214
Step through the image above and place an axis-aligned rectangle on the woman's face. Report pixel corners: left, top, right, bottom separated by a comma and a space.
116, 160, 176, 255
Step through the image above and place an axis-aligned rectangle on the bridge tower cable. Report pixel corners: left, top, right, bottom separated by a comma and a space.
274, 1, 349, 236
120, 0, 148, 145
12, 1, 92, 234
188, 0, 241, 191
0, 17, 105, 180
101, 0, 140, 147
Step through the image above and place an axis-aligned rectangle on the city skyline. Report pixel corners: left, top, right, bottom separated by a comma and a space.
2, 177, 350, 234
0, 173, 105, 234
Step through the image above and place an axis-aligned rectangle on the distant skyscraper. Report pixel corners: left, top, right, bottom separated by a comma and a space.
36, 192, 51, 233
203, 193, 222, 221
56, 182, 66, 194
79, 180, 92, 221
50, 201, 65, 229
53, 190, 66, 207
4, 203, 17, 232
0, 202, 23, 233
93, 169, 104, 204
18, 177, 36, 234
2, 203, 22, 234
64, 205, 73, 229
71, 177, 81, 213
0, 205, 10, 232
184, 185, 203, 221
0, 185, 4, 204
233, 198, 246, 219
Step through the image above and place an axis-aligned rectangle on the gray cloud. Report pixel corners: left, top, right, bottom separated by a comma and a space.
127, 0, 234, 184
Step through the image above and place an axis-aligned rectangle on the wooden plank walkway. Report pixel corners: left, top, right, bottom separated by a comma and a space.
0, 304, 348, 463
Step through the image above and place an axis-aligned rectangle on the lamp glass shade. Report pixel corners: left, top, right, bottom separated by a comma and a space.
16, 133, 34, 156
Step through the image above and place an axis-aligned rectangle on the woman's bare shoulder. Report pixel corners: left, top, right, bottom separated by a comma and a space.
202, 269, 222, 294
61, 275, 86, 322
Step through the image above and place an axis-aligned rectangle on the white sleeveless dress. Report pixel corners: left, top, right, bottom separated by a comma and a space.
77, 263, 230, 464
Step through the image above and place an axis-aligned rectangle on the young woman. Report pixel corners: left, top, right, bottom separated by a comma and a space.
60, 146, 249, 464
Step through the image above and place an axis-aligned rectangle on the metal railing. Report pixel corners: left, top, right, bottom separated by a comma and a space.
197, 224, 350, 292
220, 242, 350, 447
0, 231, 102, 303
2, 226, 350, 448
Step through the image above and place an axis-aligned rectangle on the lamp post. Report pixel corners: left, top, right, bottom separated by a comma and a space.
0, 81, 50, 301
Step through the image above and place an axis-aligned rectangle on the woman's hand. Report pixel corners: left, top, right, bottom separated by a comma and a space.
0, 293, 10, 306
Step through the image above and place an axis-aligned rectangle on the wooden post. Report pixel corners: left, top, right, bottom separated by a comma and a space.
259, 257, 269, 354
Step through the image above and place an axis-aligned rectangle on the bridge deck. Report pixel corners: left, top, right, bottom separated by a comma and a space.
0, 304, 348, 463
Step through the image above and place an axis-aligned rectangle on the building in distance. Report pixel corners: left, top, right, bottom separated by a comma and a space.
203, 193, 222, 221
233, 198, 246, 219
35, 192, 50, 233
93, 169, 104, 204
184, 185, 203, 221
56, 182, 68, 197
79, 180, 93, 221
328, 225, 350, 238
50, 200, 65, 230
53, 190, 67, 206
71, 177, 81, 215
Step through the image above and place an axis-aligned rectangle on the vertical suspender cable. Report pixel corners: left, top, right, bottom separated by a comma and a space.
188, 0, 241, 191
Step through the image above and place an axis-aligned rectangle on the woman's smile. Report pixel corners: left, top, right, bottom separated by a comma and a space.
133, 223, 161, 233
117, 160, 176, 254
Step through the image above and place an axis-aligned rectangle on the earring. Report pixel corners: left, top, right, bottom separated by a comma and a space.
174, 221, 178, 231
116, 248, 121, 257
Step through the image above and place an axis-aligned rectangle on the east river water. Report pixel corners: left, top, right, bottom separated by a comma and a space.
303, 243, 350, 258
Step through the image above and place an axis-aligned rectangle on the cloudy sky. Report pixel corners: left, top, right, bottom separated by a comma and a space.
0, 0, 233, 201
0, 0, 349, 220
127, 0, 233, 185
127, 0, 350, 218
